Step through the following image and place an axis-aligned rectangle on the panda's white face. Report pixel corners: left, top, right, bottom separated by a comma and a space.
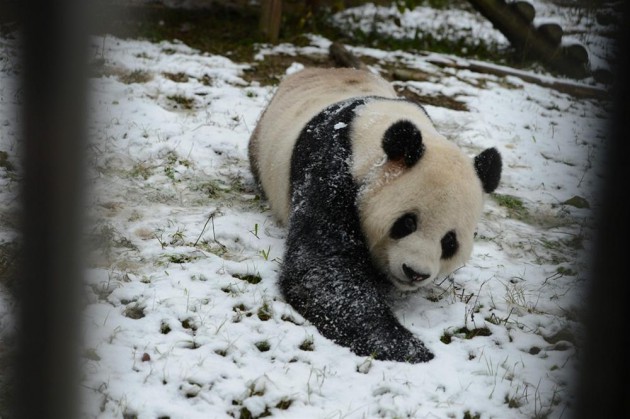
360, 152, 484, 291
351, 100, 499, 291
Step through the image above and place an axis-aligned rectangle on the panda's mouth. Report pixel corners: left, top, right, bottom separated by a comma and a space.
389, 273, 427, 291
402, 264, 431, 282
386, 263, 434, 291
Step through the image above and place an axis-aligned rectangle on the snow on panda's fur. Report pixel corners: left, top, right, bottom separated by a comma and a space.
248, 67, 501, 362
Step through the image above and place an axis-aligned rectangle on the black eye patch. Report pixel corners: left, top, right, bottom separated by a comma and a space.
390, 213, 417, 240
441, 230, 459, 259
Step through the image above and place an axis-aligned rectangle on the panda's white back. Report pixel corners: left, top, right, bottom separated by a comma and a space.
249, 67, 398, 224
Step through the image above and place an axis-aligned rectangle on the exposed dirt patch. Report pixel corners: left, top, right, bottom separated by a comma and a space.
242, 53, 332, 85
396, 85, 469, 111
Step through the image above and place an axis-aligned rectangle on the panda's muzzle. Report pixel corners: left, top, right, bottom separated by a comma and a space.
402, 264, 430, 282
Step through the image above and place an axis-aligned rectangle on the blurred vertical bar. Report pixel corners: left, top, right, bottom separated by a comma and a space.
575, 4, 629, 419
17, 0, 88, 416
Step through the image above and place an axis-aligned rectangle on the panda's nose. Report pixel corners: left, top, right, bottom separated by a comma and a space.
402, 264, 430, 282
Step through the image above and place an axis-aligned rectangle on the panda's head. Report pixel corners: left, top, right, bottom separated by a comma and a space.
353, 108, 502, 291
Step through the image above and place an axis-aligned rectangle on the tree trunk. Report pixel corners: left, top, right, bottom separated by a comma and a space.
467, 0, 589, 78
260, 0, 282, 43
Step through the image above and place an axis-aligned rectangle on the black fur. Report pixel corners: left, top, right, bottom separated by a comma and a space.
382, 120, 424, 167
474, 147, 502, 193
390, 213, 418, 239
280, 98, 434, 363
440, 231, 458, 259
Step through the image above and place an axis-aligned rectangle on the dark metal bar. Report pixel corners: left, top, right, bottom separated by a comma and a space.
575, 5, 630, 418
17, 0, 89, 417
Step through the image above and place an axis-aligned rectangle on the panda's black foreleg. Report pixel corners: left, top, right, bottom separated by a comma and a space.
280, 237, 434, 363
280, 255, 434, 363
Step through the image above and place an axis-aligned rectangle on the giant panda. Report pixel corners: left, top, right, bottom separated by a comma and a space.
248, 67, 501, 363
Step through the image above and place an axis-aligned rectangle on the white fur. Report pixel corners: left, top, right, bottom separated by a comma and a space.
250, 68, 485, 291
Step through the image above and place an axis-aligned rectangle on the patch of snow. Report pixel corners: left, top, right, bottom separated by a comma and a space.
331, 3, 510, 51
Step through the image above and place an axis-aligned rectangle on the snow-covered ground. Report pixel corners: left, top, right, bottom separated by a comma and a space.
0, 2, 614, 418
332, 2, 509, 51
331, 0, 619, 73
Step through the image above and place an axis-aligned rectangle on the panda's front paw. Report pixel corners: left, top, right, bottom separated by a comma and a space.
368, 335, 434, 363
405, 342, 434, 363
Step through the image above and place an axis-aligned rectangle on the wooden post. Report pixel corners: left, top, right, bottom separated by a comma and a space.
260, 0, 282, 43
508, 0, 535, 24
537, 22, 563, 46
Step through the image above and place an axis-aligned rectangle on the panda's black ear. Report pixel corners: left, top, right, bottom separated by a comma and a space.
474, 147, 502, 193
382, 120, 424, 168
